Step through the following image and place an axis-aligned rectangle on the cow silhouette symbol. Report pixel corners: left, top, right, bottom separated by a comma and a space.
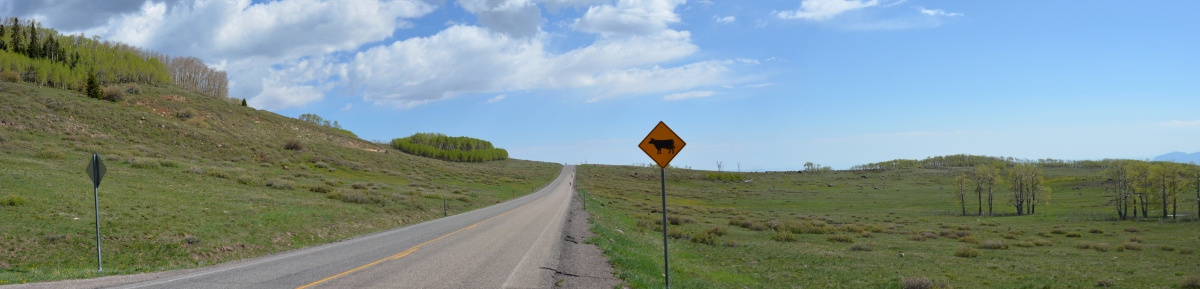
648, 138, 675, 154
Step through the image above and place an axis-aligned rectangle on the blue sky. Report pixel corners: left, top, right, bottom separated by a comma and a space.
10, 0, 1199, 171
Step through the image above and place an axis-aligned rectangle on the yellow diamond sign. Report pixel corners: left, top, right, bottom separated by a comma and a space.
639, 121, 686, 168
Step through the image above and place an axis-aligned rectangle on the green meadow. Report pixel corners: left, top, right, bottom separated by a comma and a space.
577, 164, 1200, 288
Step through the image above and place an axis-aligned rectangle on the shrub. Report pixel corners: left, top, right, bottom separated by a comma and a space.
1129, 236, 1143, 243
705, 226, 727, 237
266, 178, 295, 190
310, 185, 333, 194
1161, 245, 1175, 252
1051, 229, 1067, 234
1, 195, 28, 207
748, 222, 767, 231
176, 108, 197, 120
1183, 276, 1200, 289
124, 83, 142, 95
849, 243, 873, 252
1002, 233, 1016, 239
284, 139, 304, 151
102, 86, 125, 102
772, 231, 798, 242
187, 166, 204, 174
1089, 228, 1104, 234
860, 231, 875, 238
1076, 242, 1111, 252
667, 215, 695, 225
127, 157, 159, 169
0, 71, 19, 83
351, 182, 369, 190
1031, 238, 1053, 247
1117, 242, 1143, 251
980, 240, 1008, 250
35, 147, 66, 159
667, 230, 689, 240
185, 117, 209, 129
958, 235, 981, 244
955, 246, 979, 258
691, 231, 718, 245
1096, 279, 1114, 287
185, 235, 201, 244
336, 191, 380, 205
1124, 227, 1139, 233
315, 162, 330, 169
899, 276, 934, 289
1065, 232, 1082, 238
1015, 240, 1035, 248
827, 234, 853, 243
1182, 248, 1194, 255
1037, 231, 1052, 237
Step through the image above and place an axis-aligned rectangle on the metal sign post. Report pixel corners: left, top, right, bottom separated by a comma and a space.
85, 153, 106, 272
638, 121, 686, 289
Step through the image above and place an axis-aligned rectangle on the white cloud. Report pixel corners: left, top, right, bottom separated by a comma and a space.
487, 94, 507, 103
55, 0, 726, 110
79, 0, 435, 110
341, 103, 353, 111
573, 0, 685, 36
1159, 120, 1200, 127
459, 0, 543, 38
714, 15, 735, 24
774, 0, 879, 21
919, 7, 962, 17
663, 90, 716, 101
744, 82, 773, 88
347, 0, 725, 108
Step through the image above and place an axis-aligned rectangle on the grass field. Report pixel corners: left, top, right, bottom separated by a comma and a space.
577, 165, 1200, 288
0, 81, 562, 284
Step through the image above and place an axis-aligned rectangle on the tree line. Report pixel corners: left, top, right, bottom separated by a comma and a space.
390, 133, 508, 162
1104, 160, 1199, 221
951, 162, 1049, 217
0, 17, 227, 99
851, 154, 1116, 172
944, 158, 1200, 221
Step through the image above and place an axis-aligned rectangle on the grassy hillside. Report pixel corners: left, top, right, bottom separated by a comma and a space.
0, 81, 561, 284
577, 165, 1200, 288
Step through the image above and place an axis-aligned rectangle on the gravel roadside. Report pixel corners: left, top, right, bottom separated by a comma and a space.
550, 189, 624, 288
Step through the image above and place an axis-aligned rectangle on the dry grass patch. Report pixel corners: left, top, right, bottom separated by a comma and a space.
954, 246, 979, 258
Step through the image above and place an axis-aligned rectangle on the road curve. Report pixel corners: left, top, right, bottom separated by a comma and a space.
93, 165, 574, 289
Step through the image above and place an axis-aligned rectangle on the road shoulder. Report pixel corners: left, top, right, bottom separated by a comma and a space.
553, 190, 623, 288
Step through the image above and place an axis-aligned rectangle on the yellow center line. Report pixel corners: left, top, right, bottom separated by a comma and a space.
296, 198, 541, 289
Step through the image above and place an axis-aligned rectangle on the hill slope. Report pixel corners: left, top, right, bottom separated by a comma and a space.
0, 81, 561, 283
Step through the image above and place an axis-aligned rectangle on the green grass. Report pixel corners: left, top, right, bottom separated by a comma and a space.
0, 81, 562, 284
577, 164, 1200, 288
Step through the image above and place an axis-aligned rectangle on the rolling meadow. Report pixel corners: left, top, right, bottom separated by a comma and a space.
577, 164, 1200, 288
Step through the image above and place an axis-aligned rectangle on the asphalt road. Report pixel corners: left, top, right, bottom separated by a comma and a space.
90, 165, 574, 289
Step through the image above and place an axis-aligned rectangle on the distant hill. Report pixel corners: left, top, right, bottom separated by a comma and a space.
1152, 151, 1200, 164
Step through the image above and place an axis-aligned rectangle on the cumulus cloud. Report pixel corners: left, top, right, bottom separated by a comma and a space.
347, 0, 724, 107
714, 15, 735, 24
72, 0, 434, 110
26, 0, 727, 110
663, 90, 715, 101
487, 94, 507, 103
774, 0, 879, 21
459, 0, 543, 38
573, 0, 685, 36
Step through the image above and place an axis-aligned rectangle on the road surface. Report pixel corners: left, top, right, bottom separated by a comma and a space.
36, 165, 575, 289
